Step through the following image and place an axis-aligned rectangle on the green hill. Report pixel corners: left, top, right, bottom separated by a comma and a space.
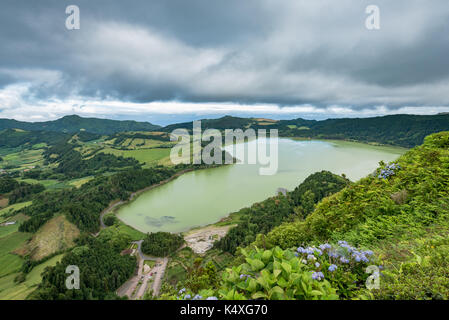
260, 131, 449, 299
0, 115, 161, 135
161, 114, 449, 148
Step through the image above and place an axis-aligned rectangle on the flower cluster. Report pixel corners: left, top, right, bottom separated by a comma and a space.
296, 241, 377, 282
312, 272, 325, 280
297, 246, 323, 256
177, 287, 219, 301
378, 163, 401, 179
328, 264, 338, 272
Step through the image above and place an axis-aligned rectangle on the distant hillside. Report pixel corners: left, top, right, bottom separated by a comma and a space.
161, 114, 449, 148
0, 115, 161, 135
162, 115, 261, 132
281, 114, 449, 148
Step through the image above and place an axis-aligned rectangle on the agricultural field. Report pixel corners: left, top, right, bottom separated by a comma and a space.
0, 231, 31, 278
101, 147, 171, 166
0, 202, 32, 221
0, 148, 45, 171
0, 254, 63, 300
68, 176, 94, 188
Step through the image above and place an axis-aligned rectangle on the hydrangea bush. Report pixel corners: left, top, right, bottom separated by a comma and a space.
175, 242, 379, 300
378, 162, 401, 179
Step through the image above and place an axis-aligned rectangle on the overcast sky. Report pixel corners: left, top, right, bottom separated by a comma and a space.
1, 0, 449, 125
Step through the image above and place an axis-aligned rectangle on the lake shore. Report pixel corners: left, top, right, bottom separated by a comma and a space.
113, 138, 405, 235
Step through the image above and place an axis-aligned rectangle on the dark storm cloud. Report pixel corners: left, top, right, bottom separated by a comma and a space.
1, 0, 449, 118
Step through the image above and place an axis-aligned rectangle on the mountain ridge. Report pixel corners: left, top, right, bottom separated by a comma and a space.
0, 115, 161, 135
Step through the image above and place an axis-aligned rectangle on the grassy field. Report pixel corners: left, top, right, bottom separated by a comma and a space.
104, 215, 146, 241
0, 254, 63, 300
68, 176, 94, 188
0, 224, 19, 238
0, 148, 45, 170
0, 201, 32, 221
0, 232, 31, 278
101, 147, 171, 166
144, 260, 156, 268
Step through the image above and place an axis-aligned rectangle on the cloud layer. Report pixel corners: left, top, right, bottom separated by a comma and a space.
1, 0, 449, 122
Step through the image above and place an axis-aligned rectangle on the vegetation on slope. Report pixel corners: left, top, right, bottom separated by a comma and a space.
0, 115, 160, 134
259, 131, 449, 299
141, 232, 185, 257
18, 166, 181, 233
214, 171, 349, 253
161, 114, 449, 148
31, 236, 136, 300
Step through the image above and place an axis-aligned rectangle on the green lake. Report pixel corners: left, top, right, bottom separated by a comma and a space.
116, 138, 405, 233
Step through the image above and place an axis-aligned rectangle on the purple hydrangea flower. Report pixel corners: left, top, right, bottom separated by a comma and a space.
312, 272, 324, 281
340, 257, 349, 264
328, 264, 338, 272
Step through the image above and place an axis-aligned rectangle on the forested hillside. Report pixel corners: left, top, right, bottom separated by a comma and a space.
161, 114, 449, 148
0, 115, 160, 134
214, 171, 349, 253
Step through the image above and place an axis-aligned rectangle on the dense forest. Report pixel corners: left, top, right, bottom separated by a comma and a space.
0, 129, 69, 148
141, 232, 185, 257
214, 171, 349, 253
0, 176, 45, 203
30, 236, 136, 300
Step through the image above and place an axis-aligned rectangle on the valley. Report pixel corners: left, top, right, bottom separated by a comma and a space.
0, 114, 448, 301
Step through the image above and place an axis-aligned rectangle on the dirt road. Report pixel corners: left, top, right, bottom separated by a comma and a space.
150, 257, 168, 297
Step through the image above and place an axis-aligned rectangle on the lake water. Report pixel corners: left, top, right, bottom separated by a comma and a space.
116, 138, 405, 233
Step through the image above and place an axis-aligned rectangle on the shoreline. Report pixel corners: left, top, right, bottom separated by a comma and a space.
99, 165, 224, 236
100, 137, 405, 237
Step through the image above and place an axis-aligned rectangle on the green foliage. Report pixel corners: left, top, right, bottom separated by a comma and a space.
263, 131, 449, 299
184, 260, 220, 293
218, 246, 339, 300
97, 227, 132, 252
171, 244, 379, 300
0, 176, 44, 204
141, 232, 184, 257
44, 142, 141, 179
31, 236, 136, 300
8, 182, 45, 204
290, 170, 349, 217
376, 234, 449, 300
103, 214, 117, 227
0, 129, 69, 148
267, 132, 449, 249
0, 176, 19, 194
